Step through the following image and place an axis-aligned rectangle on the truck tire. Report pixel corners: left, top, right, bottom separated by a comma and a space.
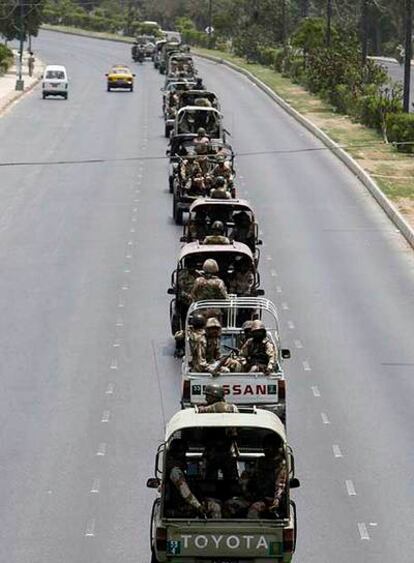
169, 176, 174, 194
172, 194, 177, 222
164, 125, 170, 138
175, 207, 183, 225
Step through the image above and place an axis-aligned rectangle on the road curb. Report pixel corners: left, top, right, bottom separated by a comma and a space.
196, 52, 414, 250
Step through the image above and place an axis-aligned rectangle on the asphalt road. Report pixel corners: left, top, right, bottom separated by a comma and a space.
0, 30, 413, 563
377, 58, 413, 109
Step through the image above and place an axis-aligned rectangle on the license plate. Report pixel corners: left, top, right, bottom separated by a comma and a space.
51, 83, 59, 87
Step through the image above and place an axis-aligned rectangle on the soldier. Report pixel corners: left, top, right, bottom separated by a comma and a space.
180, 156, 202, 182
211, 155, 234, 184
198, 383, 238, 413
203, 221, 230, 245
194, 127, 210, 146
240, 319, 277, 374
177, 257, 199, 328
194, 142, 210, 175
246, 434, 287, 519
188, 209, 209, 241
175, 312, 205, 360
230, 211, 255, 250
198, 385, 239, 481
210, 176, 231, 199
194, 77, 206, 90
167, 438, 222, 518
229, 256, 254, 296
191, 259, 228, 302
240, 320, 254, 345
188, 171, 207, 196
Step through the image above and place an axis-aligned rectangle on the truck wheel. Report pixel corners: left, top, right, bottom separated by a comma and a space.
150, 549, 160, 563
107, 85, 111, 92
164, 125, 170, 138
169, 176, 174, 194
172, 195, 177, 222
175, 207, 183, 225
42, 92, 46, 99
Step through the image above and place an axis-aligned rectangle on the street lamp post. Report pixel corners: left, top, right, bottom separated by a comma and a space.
361, 0, 369, 65
208, 0, 213, 49
403, 0, 412, 112
15, 0, 25, 91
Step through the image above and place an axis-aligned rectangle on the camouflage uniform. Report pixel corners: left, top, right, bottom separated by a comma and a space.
203, 234, 231, 245
198, 400, 238, 414
191, 275, 228, 302
229, 270, 254, 295
240, 336, 277, 373
212, 162, 233, 183
177, 269, 198, 305
210, 186, 231, 199
169, 463, 222, 518
188, 327, 208, 372
247, 456, 288, 519
230, 223, 256, 250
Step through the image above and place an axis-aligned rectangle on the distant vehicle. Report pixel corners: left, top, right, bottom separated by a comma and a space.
163, 30, 182, 44
42, 65, 68, 100
105, 65, 135, 92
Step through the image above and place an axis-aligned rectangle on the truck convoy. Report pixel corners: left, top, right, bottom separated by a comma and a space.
146, 40, 300, 562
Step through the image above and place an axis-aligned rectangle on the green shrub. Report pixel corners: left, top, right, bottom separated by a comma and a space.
257, 46, 278, 67
0, 44, 13, 75
386, 113, 414, 153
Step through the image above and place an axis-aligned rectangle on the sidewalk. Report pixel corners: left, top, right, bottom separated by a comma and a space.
0, 50, 45, 115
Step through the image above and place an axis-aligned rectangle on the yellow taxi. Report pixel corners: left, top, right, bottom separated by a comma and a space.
106, 64, 135, 92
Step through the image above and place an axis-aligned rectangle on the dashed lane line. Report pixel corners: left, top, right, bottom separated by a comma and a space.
96, 443, 107, 457
345, 480, 357, 496
358, 523, 370, 540
90, 478, 100, 494
332, 444, 343, 458
101, 410, 111, 423
85, 518, 96, 537
311, 385, 320, 397
321, 412, 330, 424
302, 360, 311, 371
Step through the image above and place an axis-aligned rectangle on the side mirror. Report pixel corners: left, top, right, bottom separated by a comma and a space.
257, 239, 263, 245
167, 288, 175, 295
289, 477, 300, 489
281, 349, 291, 359
146, 477, 161, 489
105, 73, 108, 77
132, 73, 136, 77
255, 289, 265, 296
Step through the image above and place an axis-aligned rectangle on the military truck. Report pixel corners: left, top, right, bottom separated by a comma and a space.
181, 297, 290, 423
147, 408, 300, 562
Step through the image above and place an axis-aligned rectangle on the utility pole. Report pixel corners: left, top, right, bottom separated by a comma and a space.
301, 0, 309, 18
282, 0, 288, 56
326, 0, 332, 48
208, 0, 213, 49
403, 0, 413, 112
15, 0, 25, 91
361, 0, 369, 65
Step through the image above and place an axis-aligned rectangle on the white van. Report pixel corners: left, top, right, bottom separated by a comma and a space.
42, 65, 68, 100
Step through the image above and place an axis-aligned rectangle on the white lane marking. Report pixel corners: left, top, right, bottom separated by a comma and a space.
96, 443, 107, 456
122, 285, 129, 290
127, 241, 133, 246
321, 412, 330, 424
346, 480, 357, 496
271, 269, 277, 277
281, 302, 289, 310
369, 522, 378, 527
90, 478, 100, 493
302, 360, 311, 371
110, 358, 118, 370
259, 229, 264, 236
133, 207, 138, 212
134, 198, 140, 203
311, 385, 320, 397
116, 318, 123, 327
112, 341, 120, 348
358, 523, 370, 540
105, 383, 114, 395
125, 252, 132, 259
294, 339, 303, 349
85, 518, 96, 537
287, 320, 295, 330
276, 285, 283, 293
332, 444, 343, 458
124, 269, 131, 273
101, 410, 111, 423
266, 255, 272, 261
132, 217, 137, 223
136, 189, 141, 194
130, 228, 135, 233
137, 174, 143, 179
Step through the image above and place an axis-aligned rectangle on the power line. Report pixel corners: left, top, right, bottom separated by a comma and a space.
0, 140, 412, 168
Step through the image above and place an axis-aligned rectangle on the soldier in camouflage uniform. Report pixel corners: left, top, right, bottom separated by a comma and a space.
198, 385, 239, 481
167, 438, 222, 518
191, 259, 228, 302
175, 313, 205, 361
230, 210, 256, 251
209, 176, 231, 199
203, 221, 230, 245
211, 155, 234, 185
229, 256, 254, 296
240, 319, 277, 374
246, 434, 287, 518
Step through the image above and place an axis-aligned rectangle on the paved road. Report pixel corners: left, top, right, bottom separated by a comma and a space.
0, 30, 413, 562
376, 58, 414, 109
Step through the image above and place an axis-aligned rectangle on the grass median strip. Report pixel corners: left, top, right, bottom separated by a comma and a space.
195, 47, 414, 228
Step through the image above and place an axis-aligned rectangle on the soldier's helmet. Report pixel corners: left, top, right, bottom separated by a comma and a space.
216, 155, 225, 164
204, 383, 225, 401
250, 319, 266, 337
211, 220, 225, 234
197, 127, 206, 136
233, 210, 251, 224
242, 320, 254, 334
203, 258, 219, 274
215, 176, 226, 188
189, 313, 206, 329
205, 317, 221, 330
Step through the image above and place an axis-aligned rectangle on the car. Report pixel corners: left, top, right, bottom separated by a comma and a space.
42, 65, 68, 100
147, 408, 300, 562
105, 65, 135, 92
